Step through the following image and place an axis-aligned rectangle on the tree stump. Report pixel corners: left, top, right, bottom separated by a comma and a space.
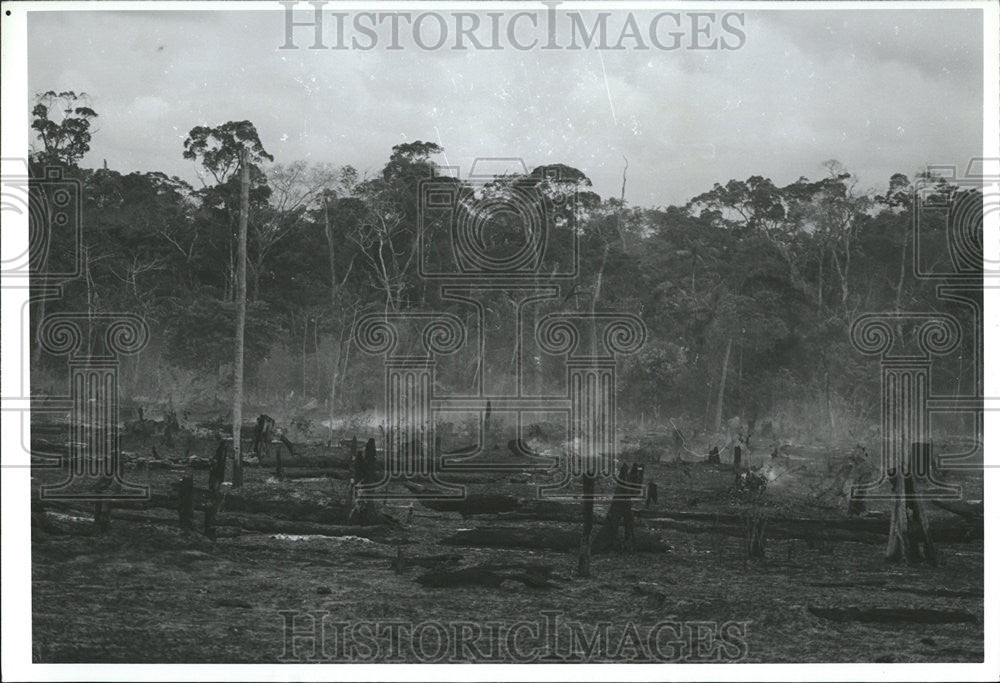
252, 414, 277, 477
92, 475, 117, 534
885, 442, 937, 565
178, 474, 194, 531
164, 409, 180, 448
350, 438, 383, 525
93, 501, 112, 534
591, 463, 640, 553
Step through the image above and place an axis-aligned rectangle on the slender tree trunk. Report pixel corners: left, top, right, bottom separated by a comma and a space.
302, 316, 308, 397
691, 251, 697, 294
713, 336, 733, 433
329, 360, 340, 444
232, 153, 249, 489
30, 196, 56, 366
704, 379, 714, 433
825, 366, 835, 437
250, 261, 261, 302
226, 236, 234, 302
817, 248, 824, 311
895, 230, 909, 312
84, 245, 93, 356
737, 340, 743, 416
578, 472, 595, 577
323, 196, 339, 444
31, 291, 49, 366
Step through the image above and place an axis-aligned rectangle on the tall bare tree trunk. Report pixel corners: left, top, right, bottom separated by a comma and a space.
84, 245, 94, 356
713, 336, 733, 433
825, 367, 835, 437
232, 152, 249, 489
817, 247, 824, 312
894, 230, 910, 338
301, 316, 308, 396
31, 194, 56, 367
577, 472, 595, 577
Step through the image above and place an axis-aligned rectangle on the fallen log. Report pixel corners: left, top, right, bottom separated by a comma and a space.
498, 500, 582, 523
392, 553, 464, 570
220, 495, 349, 524
416, 562, 557, 589
644, 518, 884, 545
441, 526, 671, 554
254, 454, 353, 469
803, 581, 982, 600
808, 606, 976, 624
416, 494, 523, 517
214, 513, 391, 538
97, 506, 390, 538
277, 467, 348, 480
931, 499, 984, 520
640, 510, 979, 544
38, 489, 353, 525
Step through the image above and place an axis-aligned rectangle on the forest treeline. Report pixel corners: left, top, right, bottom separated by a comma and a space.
28, 91, 980, 441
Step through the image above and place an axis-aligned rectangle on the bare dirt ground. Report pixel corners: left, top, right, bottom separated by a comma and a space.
30, 428, 984, 663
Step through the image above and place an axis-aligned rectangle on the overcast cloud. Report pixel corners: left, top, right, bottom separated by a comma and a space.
27, 7, 984, 206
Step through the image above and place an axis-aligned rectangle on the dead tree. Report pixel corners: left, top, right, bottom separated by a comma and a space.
885, 442, 936, 565
231, 151, 250, 489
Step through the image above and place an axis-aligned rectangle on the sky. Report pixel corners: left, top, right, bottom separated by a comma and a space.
27, 6, 985, 207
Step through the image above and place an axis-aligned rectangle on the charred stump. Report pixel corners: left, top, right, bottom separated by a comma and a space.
92, 475, 118, 534
350, 438, 383, 525
178, 474, 194, 531
885, 443, 937, 565
93, 501, 112, 534
251, 414, 278, 477
591, 463, 641, 553
646, 481, 658, 509
164, 409, 180, 448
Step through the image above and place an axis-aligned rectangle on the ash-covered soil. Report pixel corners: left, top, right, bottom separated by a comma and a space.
30, 429, 984, 663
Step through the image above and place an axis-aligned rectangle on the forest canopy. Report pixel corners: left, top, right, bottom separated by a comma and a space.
28, 93, 980, 443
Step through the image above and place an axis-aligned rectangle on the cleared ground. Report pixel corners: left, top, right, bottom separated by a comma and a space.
30, 428, 984, 663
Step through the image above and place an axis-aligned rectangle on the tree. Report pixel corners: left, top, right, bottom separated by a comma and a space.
233, 154, 250, 487
352, 141, 443, 310
249, 162, 344, 301
183, 121, 272, 488
183, 121, 274, 185
30, 91, 98, 168
28, 92, 101, 367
